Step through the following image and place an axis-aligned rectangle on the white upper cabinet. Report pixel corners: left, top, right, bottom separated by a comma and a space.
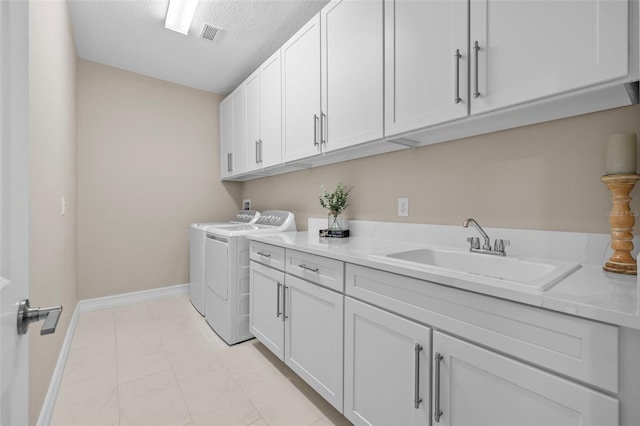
222, 0, 635, 179
245, 70, 261, 172
219, 96, 233, 179
282, 0, 384, 162
385, 0, 632, 137
321, 0, 384, 152
259, 52, 283, 168
470, 0, 629, 115
282, 14, 322, 162
219, 86, 246, 177
246, 50, 283, 172
385, 0, 469, 136
231, 86, 247, 175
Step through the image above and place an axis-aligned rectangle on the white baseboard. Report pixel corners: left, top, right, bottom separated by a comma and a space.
76, 283, 189, 313
37, 283, 189, 426
36, 301, 81, 426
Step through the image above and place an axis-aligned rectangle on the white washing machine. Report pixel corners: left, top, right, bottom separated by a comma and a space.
189, 210, 260, 315
204, 210, 296, 345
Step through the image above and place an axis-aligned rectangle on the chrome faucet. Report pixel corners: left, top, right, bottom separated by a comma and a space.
463, 218, 509, 256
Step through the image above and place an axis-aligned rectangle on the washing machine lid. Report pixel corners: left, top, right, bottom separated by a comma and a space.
190, 210, 261, 231
206, 210, 296, 237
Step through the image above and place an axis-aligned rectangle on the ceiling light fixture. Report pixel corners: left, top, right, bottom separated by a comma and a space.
165, 0, 199, 35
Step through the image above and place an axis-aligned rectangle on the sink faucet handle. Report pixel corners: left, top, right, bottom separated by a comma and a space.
466, 237, 480, 250
494, 239, 510, 253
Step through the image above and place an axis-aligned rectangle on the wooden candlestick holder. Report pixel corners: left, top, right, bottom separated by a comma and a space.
601, 174, 640, 275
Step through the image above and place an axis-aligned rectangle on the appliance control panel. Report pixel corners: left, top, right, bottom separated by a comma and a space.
254, 210, 293, 227
233, 210, 260, 223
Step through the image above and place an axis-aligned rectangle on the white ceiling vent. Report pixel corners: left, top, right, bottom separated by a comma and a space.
200, 24, 221, 41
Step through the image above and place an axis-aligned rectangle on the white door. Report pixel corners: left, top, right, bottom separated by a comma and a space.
282, 13, 322, 162
384, 0, 468, 136
344, 297, 431, 426
219, 96, 233, 178
245, 70, 261, 172
259, 51, 282, 169
231, 86, 247, 175
284, 275, 343, 412
321, 0, 384, 152
0, 0, 29, 424
470, 0, 629, 115
433, 331, 619, 426
249, 261, 285, 359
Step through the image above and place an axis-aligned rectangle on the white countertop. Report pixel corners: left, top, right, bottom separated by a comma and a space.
248, 231, 640, 330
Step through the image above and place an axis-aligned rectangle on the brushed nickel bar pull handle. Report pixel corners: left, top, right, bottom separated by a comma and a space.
473, 41, 480, 98
276, 282, 282, 317
454, 49, 462, 104
259, 139, 263, 163
283, 285, 288, 320
313, 114, 319, 147
255, 140, 259, 164
298, 264, 319, 273
320, 112, 327, 147
434, 352, 444, 422
414, 343, 423, 409
256, 251, 271, 258
227, 153, 232, 172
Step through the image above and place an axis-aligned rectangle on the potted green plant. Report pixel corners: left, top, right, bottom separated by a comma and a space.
318, 182, 353, 230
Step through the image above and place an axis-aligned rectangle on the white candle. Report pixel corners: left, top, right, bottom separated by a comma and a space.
606, 132, 637, 175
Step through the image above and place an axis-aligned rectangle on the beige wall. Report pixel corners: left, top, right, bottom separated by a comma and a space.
28, 0, 78, 423
77, 60, 242, 300
243, 104, 640, 234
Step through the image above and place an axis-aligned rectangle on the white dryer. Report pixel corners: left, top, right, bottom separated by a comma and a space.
204, 211, 296, 345
189, 210, 260, 315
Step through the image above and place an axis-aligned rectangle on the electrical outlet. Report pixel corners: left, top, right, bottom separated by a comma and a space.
242, 199, 251, 210
398, 197, 409, 217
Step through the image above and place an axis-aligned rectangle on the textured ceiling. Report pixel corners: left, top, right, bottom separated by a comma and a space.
68, 0, 329, 95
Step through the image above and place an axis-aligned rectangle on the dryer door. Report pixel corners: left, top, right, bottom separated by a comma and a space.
205, 234, 229, 300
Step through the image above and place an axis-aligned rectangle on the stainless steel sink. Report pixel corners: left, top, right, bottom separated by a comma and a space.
369, 248, 581, 291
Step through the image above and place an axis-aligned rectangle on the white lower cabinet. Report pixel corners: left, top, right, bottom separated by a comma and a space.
249, 261, 285, 358
253, 248, 624, 426
344, 297, 430, 426
249, 256, 344, 412
433, 331, 619, 426
285, 274, 343, 411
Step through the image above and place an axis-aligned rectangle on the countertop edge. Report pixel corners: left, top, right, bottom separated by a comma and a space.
248, 233, 640, 330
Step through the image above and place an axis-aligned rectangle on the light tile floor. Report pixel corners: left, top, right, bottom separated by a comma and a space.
51, 293, 352, 426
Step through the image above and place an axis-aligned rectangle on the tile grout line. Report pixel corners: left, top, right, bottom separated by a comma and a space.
154, 298, 197, 426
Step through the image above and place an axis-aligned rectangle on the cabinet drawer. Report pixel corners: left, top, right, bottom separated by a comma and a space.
346, 263, 619, 393
250, 241, 285, 271
286, 250, 345, 292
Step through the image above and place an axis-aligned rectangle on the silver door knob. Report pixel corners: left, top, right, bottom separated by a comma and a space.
17, 299, 63, 335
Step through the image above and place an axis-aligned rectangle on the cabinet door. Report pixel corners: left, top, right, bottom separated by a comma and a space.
321, 0, 383, 152
470, 0, 629, 115
285, 275, 344, 411
245, 70, 261, 172
384, 0, 468, 136
344, 297, 430, 426
260, 51, 283, 168
219, 96, 233, 179
282, 14, 322, 162
433, 331, 618, 426
249, 261, 285, 359
231, 86, 247, 175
